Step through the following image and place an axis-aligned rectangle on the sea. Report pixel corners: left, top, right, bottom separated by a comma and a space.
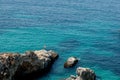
0, 0, 120, 80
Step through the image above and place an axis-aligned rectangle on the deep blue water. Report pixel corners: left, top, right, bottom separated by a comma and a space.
0, 0, 120, 80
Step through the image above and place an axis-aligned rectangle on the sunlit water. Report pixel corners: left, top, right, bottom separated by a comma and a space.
0, 0, 120, 80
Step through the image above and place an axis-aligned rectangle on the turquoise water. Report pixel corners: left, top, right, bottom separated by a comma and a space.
0, 0, 120, 80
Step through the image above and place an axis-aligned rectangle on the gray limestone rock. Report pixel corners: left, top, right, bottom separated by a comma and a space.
0, 50, 58, 80
64, 57, 78, 68
66, 67, 96, 80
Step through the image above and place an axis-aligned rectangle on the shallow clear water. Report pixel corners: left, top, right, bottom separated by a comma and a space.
0, 0, 120, 80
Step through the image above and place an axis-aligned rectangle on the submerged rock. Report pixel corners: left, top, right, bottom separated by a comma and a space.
64, 57, 78, 68
66, 67, 96, 80
0, 50, 58, 80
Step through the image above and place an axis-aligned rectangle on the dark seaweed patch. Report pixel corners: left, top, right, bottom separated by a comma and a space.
59, 39, 80, 50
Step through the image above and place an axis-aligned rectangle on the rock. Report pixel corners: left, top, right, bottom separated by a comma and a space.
64, 57, 78, 68
48, 50, 59, 60
70, 75, 76, 79
0, 50, 58, 80
0, 53, 21, 80
76, 67, 96, 80
66, 67, 96, 80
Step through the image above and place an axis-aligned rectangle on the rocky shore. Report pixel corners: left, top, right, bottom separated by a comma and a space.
0, 49, 58, 80
0, 49, 96, 80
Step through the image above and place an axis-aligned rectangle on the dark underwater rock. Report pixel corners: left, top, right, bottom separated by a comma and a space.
59, 39, 80, 50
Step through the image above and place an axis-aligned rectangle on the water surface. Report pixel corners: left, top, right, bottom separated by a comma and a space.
0, 0, 120, 80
